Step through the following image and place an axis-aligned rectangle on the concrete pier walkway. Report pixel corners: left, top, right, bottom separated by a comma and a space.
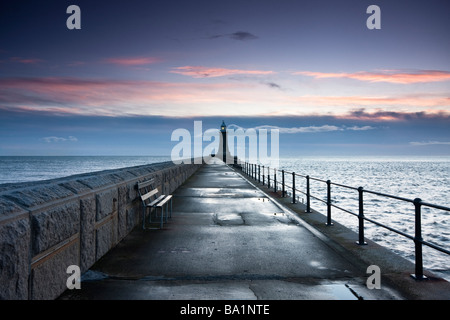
59, 158, 412, 300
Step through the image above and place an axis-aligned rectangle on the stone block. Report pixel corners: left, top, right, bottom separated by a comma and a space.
117, 181, 138, 238
95, 188, 118, 221
30, 240, 79, 300
4, 184, 74, 208
127, 167, 153, 177
95, 218, 116, 260
31, 201, 80, 256
0, 196, 26, 217
0, 218, 31, 300
117, 182, 136, 206
112, 170, 137, 182
126, 206, 140, 233
77, 173, 121, 189
80, 196, 96, 272
59, 180, 92, 194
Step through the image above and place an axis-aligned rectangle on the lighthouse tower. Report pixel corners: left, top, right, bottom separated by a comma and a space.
217, 120, 232, 163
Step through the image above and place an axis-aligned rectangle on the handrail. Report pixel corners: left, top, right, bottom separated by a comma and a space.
240, 161, 450, 280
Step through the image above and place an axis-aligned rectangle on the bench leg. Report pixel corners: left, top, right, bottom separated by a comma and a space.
164, 202, 169, 223
142, 207, 146, 230
143, 206, 152, 230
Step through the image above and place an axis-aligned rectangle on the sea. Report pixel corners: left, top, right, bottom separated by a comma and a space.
0, 156, 171, 184
278, 156, 450, 281
0, 155, 449, 280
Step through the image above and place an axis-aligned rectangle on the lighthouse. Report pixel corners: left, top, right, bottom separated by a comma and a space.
217, 120, 232, 163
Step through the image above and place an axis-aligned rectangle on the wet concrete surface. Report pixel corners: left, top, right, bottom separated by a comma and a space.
59, 158, 404, 300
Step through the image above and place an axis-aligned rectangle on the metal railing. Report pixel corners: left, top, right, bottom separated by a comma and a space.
240, 161, 450, 280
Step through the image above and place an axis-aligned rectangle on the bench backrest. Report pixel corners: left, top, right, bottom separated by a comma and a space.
137, 179, 159, 204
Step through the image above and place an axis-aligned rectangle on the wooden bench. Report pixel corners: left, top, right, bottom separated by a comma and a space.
137, 179, 173, 229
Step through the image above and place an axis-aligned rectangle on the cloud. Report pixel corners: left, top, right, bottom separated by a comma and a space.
0, 77, 262, 117
229, 31, 258, 41
290, 94, 449, 110
294, 69, 450, 84
345, 125, 375, 131
171, 66, 275, 78
209, 31, 258, 41
337, 109, 450, 121
103, 56, 162, 66
40, 136, 78, 143
228, 124, 375, 134
0, 77, 448, 118
409, 141, 450, 146
10, 57, 43, 64
262, 125, 342, 133
265, 82, 282, 89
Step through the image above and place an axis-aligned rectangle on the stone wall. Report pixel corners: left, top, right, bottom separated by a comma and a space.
0, 161, 201, 300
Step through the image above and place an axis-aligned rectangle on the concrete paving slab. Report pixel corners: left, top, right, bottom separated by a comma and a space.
182, 171, 250, 189
174, 187, 265, 198
60, 276, 401, 300
172, 197, 283, 215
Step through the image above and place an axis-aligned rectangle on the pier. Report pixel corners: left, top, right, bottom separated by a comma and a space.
57, 158, 450, 300
1, 122, 450, 301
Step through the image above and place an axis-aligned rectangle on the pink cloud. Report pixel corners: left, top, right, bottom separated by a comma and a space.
10, 57, 43, 64
104, 56, 162, 66
294, 70, 450, 84
290, 94, 449, 110
0, 77, 259, 117
0, 77, 448, 118
171, 66, 275, 78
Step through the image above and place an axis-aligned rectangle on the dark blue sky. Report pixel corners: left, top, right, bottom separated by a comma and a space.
0, 0, 449, 156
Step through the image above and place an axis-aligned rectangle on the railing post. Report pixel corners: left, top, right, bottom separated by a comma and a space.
262, 166, 265, 185
268, 167, 271, 189
306, 176, 311, 213
274, 168, 277, 192
411, 198, 426, 280
326, 180, 333, 226
357, 187, 367, 245
282, 170, 285, 197
258, 165, 261, 183
292, 172, 296, 204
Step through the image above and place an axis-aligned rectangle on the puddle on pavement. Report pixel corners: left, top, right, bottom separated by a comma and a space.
213, 213, 244, 226
157, 247, 191, 254
325, 283, 361, 300
81, 270, 109, 282
309, 260, 327, 270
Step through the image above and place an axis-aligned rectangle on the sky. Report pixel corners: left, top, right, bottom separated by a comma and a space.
0, 0, 449, 157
